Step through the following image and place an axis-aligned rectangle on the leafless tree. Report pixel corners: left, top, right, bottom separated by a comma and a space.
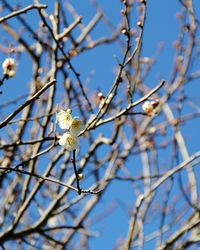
0, 0, 200, 249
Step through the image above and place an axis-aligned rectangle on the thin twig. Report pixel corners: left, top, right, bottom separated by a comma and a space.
0, 4, 47, 23
72, 150, 82, 195
0, 79, 56, 129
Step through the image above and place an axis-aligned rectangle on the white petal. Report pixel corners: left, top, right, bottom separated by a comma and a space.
59, 132, 79, 151
57, 109, 72, 129
8, 70, 16, 78
70, 117, 84, 135
142, 101, 153, 112
58, 133, 68, 146
2, 58, 16, 75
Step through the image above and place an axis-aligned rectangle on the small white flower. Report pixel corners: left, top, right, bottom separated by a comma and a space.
142, 100, 160, 115
59, 132, 79, 151
70, 117, 84, 135
2, 58, 17, 78
57, 109, 72, 129
142, 101, 154, 114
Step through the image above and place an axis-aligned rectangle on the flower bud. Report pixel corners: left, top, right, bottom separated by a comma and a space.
142, 99, 160, 115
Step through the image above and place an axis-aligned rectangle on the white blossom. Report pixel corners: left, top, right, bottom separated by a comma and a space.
142, 101, 154, 114
59, 132, 79, 151
57, 108, 85, 151
2, 58, 17, 78
142, 100, 160, 115
70, 117, 84, 135
57, 109, 72, 129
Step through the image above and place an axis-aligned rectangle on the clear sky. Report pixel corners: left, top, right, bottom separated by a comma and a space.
0, 1, 200, 249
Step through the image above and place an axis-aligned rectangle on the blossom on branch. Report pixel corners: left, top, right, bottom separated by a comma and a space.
59, 132, 79, 151
142, 99, 159, 115
57, 109, 84, 151
57, 109, 72, 129
70, 117, 84, 135
2, 57, 17, 78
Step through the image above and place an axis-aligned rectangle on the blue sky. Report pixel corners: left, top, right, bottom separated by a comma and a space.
0, 1, 200, 249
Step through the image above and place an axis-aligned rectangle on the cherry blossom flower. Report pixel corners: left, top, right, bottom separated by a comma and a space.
2, 58, 17, 78
57, 109, 72, 129
57, 109, 84, 151
70, 117, 84, 135
142, 99, 159, 115
59, 132, 79, 151
142, 101, 153, 113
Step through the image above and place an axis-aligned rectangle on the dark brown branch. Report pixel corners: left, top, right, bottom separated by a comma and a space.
72, 149, 82, 195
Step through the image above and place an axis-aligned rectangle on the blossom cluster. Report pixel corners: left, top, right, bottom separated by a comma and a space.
2, 58, 17, 78
57, 109, 84, 151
